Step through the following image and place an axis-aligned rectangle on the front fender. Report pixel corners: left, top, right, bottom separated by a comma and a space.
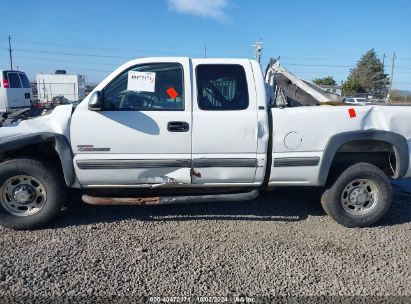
0, 132, 75, 186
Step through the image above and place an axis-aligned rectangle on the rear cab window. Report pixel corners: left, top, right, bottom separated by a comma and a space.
196, 64, 249, 110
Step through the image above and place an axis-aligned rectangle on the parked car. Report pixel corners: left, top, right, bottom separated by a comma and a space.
0, 70, 32, 112
0, 57, 411, 230
345, 97, 371, 105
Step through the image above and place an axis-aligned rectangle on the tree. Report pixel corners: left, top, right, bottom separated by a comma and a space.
342, 75, 364, 95
348, 49, 389, 95
313, 76, 336, 86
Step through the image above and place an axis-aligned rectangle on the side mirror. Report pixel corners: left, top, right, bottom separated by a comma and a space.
88, 91, 103, 111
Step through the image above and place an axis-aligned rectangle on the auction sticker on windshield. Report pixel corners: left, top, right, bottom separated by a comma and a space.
127, 71, 156, 92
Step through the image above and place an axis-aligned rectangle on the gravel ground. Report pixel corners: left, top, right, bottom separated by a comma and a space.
0, 187, 410, 303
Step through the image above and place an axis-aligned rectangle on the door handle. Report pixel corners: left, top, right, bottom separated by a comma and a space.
167, 121, 189, 132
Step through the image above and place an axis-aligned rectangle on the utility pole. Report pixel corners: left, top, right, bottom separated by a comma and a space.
204, 43, 207, 58
380, 53, 386, 97
8, 35, 13, 70
388, 52, 396, 102
252, 40, 263, 64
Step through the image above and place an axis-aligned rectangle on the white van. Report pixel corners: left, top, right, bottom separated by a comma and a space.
0, 70, 32, 112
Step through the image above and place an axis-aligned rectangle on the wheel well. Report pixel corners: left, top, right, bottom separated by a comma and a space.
0, 142, 64, 177
327, 140, 396, 184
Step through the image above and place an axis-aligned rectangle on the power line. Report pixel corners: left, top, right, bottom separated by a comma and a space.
287, 63, 353, 68
290, 71, 349, 75
10, 38, 411, 64
7, 47, 205, 60
14, 48, 130, 59
2, 41, 410, 88
281, 56, 341, 60
9, 61, 113, 74
12, 39, 204, 57
4, 44, 411, 70
0, 54, 120, 66
5, 38, 411, 65
1, 55, 406, 76
4, 50, 411, 75
13, 39, 135, 53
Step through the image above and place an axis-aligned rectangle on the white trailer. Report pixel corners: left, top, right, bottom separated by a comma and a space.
36, 73, 86, 102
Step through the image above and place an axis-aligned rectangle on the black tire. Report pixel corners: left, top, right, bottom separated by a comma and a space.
321, 162, 392, 228
0, 158, 66, 230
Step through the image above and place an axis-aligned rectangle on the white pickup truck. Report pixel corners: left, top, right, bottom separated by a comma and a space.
0, 57, 410, 230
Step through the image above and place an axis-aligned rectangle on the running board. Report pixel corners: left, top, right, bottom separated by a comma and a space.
82, 190, 259, 206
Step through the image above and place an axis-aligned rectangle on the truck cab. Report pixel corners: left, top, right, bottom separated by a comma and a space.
70, 57, 269, 188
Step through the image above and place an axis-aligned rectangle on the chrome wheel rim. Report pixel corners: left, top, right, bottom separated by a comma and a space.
1, 175, 47, 217
341, 179, 379, 215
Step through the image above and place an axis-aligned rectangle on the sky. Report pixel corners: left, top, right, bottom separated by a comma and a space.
1, 0, 411, 90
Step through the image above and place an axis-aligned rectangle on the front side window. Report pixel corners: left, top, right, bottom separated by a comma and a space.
103, 63, 184, 111
196, 64, 249, 110
7, 72, 22, 88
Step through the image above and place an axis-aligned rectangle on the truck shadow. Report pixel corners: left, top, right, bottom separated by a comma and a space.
375, 187, 411, 227
52, 188, 411, 229
101, 111, 160, 135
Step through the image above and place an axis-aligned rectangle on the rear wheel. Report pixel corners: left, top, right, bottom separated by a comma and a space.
0, 158, 66, 230
321, 163, 392, 228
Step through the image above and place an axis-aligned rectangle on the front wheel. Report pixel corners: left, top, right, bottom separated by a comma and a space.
0, 158, 66, 230
321, 163, 392, 228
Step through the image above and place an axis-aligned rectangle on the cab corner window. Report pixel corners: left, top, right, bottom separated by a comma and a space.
196, 64, 249, 110
102, 63, 184, 111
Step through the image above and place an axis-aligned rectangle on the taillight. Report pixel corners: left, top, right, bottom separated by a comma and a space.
3, 79, 9, 88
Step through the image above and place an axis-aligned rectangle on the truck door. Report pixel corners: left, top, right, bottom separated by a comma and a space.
191, 60, 258, 184
70, 59, 192, 187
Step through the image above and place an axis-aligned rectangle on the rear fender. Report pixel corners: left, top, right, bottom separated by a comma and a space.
319, 130, 409, 185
